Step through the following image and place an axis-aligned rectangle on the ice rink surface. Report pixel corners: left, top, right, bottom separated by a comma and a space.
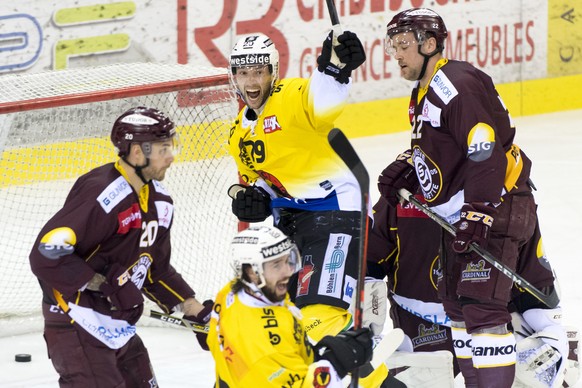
1, 109, 581, 387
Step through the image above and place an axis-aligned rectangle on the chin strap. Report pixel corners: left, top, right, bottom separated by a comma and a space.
416, 47, 441, 81
122, 156, 150, 184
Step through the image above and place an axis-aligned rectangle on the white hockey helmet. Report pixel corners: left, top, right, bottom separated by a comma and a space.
229, 34, 279, 94
231, 225, 300, 288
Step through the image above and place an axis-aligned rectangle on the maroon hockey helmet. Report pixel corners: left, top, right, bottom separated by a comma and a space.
111, 106, 176, 157
386, 8, 448, 51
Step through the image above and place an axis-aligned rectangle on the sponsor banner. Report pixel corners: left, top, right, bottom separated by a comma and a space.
0, 0, 554, 104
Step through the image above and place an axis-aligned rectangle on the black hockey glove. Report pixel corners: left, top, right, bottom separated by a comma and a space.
184, 299, 214, 351
99, 263, 143, 311
315, 328, 373, 378
317, 30, 366, 84
228, 184, 272, 223
377, 150, 418, 208
452, 203, 496, 261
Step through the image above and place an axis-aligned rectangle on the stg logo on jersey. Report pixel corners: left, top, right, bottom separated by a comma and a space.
263, 115, 281, 133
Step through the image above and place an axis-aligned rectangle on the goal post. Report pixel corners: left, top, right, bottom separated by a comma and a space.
0, 63, 240, 336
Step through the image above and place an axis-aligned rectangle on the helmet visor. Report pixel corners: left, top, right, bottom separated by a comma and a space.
141, 133, 180, 159
262, 245, 302, 278
385, 32, 418, 56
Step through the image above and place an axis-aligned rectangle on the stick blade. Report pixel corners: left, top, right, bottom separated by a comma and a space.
328, 128, 369, 191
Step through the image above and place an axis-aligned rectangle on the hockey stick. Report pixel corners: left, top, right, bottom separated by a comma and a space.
149, 310, 209, 334
324, 0, 346, 69
397, 188, 559, 309
328, 128, 370, 387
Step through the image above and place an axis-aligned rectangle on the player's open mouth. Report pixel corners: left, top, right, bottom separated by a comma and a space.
247, 90, 260, 100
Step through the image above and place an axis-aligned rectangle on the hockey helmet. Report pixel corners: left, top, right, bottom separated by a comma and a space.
229, 34, 279, 97
386, 8, 448, 52
231, 225, 301, 288
111, 106, 177, 157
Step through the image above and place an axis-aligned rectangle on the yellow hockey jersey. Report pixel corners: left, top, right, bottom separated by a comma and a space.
228, 70, 361, 212
208, 281, 344, 387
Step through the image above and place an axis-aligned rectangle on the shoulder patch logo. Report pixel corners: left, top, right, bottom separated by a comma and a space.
431, 71, 458, 104
263, 115, 281, 133
97, 176, 133, 214
467, 123, 495, 162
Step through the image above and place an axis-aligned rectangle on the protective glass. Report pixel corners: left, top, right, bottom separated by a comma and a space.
385, 32, 418, 56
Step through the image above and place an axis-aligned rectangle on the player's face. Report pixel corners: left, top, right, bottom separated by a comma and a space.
232, 65, 273, 110
142, 138, 177, 181
386, 32, 425, 81
261, 251, 300, 302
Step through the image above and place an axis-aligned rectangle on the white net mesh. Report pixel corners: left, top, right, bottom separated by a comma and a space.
0, 63, 240, 336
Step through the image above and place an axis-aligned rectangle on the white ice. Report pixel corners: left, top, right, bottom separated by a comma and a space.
1, 109, 580, 387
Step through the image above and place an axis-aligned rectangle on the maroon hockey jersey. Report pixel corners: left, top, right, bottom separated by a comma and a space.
29, 162, 195, 328
408, 59, 532, 220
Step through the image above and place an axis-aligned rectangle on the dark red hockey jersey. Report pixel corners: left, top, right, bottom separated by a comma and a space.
29, 162, 195, 324
408, 59, 532, 220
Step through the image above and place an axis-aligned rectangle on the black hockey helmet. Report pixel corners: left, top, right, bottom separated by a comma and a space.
386, 8, 448, 52
111, 106, 176, 157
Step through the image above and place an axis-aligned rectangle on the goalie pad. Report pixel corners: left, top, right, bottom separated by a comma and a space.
349, 277, 387, 336
384, 350, 455, 388
515, 331, 563, 388
512, 308, 574, 387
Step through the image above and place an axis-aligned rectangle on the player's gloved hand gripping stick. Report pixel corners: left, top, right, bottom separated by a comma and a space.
397, 188, 559, 309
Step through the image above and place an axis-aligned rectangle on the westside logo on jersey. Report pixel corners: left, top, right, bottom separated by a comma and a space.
97, 175, 133, 214
412, 147, 442, 202
263, 115, 281, 133
317, 233, 350, 299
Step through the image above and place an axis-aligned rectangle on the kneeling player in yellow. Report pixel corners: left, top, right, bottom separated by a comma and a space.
207, 225, 373, 387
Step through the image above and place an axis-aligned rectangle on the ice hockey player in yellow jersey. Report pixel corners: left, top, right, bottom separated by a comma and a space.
225, 31, 392, 386
207, 225, 373, 387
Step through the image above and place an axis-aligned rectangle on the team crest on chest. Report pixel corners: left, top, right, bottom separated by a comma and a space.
412, 147, 442, 202
263, 115, 281, 133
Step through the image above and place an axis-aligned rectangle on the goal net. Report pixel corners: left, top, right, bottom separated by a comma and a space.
0, 62, 240, 336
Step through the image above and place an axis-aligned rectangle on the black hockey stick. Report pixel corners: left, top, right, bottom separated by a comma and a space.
325, 0, 341, 27
149, 310, 209, 334
328, 128, 370, 388
325, 0, 346, 69
397, 188, 559, 309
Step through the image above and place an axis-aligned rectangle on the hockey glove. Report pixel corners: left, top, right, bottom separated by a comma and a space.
228, 184, 272, 223
452, 203, 495, 261
315, 328, 373, 378
377, 150, 418, 208
317, 31, 366, 84
99, 263, 143, 311
184, 299, 214, 351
